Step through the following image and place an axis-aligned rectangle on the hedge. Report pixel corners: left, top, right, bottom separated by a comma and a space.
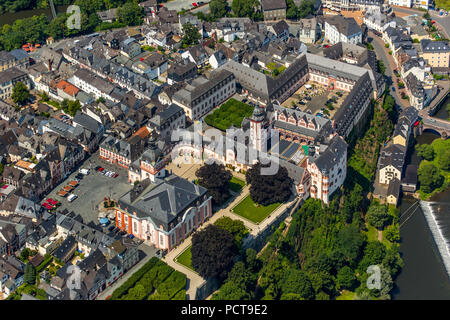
120, 259, 180, 300
110, 257, 160, 300
36, 255, 53, 273
171, 289, 186, 300
153, 271, 186, 300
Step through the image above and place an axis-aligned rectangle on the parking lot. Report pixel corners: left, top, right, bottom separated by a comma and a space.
45, 150, 132, 224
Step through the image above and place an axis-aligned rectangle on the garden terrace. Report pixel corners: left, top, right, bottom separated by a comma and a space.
231, 195, 281, 224
204, 98, 254, 131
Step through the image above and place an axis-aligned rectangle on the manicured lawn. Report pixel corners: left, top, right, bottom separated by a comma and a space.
436, 0, 450, 11
229, 177, 246, 192
176, 245, 195, 271
204, 98, 254, 131
336, 290, 355, 300
366, 224, 393, 249
365, 224, 378, 242
232, 195, 280, 224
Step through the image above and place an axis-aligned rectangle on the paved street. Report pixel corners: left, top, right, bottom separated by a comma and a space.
163, 0, 211, 13
96, 243, 158, 300
392, 6, 450, 39
45, 150, 131, 223
369, 30, 410, 109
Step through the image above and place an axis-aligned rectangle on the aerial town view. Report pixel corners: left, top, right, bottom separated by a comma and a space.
0, 0, 448, 306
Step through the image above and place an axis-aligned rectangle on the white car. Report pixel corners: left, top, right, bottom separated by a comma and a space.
67, 194, 78, 202
79, 168, 89, 175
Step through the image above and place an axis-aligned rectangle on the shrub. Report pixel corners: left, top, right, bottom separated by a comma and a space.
171, 289, 186, 300
110, 257, 159, 300
154, 271, 186, 300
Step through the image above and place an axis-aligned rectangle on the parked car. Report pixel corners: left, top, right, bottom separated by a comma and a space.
113, 173, 119, 178
79, 168, 89, 175
67, 194, 78, 202
392, 86, 396, 92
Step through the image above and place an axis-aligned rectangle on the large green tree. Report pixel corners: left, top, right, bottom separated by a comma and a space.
182, 22, 202, 47
358, 241, 387, 275
231, 0, 259, 19
281, 269, 315, 300
336, 265, 357, 290
366, 203, 391, 230
297, 0, 315, 18
336, 224, 365, 267
117, 2, 144, 26
24, 262, 36, 285
12, 81, 30, 106
416, 144, 434, 161
196, 162, 232, 205
191, 224, 238, 281
418, 161, 444, 193
214, 216, 248, 249
246, 162, 292, 206
209, 0, 228, 19
436, 148, 450, 171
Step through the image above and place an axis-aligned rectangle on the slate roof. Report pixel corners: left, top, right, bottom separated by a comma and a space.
378, 144, 406, 171
0, 67, 27, 84
404, 73, 424, 98
403, 164, 418, 185
325, 15, 361, 37
53, 235, 77, 261
271, 20, 289, 36
312, 135, 347, 174
173, 69, 234, 106
421, 39, 450, 53
273, 105, 333, 141
261, 0, 287, 10
118, 175, 208, 231
149, 103, 184, 127
387, 178, 401, 199
74, 68, 115, 95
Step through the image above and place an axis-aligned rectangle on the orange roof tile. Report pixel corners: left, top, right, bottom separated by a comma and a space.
57, 80, 80, 97
132, 126, 151, 139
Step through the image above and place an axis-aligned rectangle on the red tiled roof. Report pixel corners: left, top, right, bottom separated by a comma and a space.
57, 80, 80, 97
131, 126, 151, 139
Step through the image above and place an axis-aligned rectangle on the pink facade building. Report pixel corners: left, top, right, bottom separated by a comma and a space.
115, 176, 212, 251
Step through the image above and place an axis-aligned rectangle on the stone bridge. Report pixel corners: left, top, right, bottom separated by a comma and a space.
418, 114, 450, 139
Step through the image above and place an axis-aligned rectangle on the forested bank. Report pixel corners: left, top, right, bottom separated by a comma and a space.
0, 0, 144, 50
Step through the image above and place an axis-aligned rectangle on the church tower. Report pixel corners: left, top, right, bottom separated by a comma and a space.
249, 106, 266, 152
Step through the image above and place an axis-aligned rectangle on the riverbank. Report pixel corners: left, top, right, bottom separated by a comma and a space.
393, 99, 450, 299
0, 5, 69, 27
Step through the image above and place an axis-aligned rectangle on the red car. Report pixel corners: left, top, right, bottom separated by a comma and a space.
113, 173, 119, 178
41, 203, 53, 210
47, 198, 58, 205
98, 167, 104, 172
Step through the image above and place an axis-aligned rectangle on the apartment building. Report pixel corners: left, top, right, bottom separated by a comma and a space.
115, 176, 212, 251
324, 16, 362, 45
420, 39, 450, 68
172, 69, 236, 121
